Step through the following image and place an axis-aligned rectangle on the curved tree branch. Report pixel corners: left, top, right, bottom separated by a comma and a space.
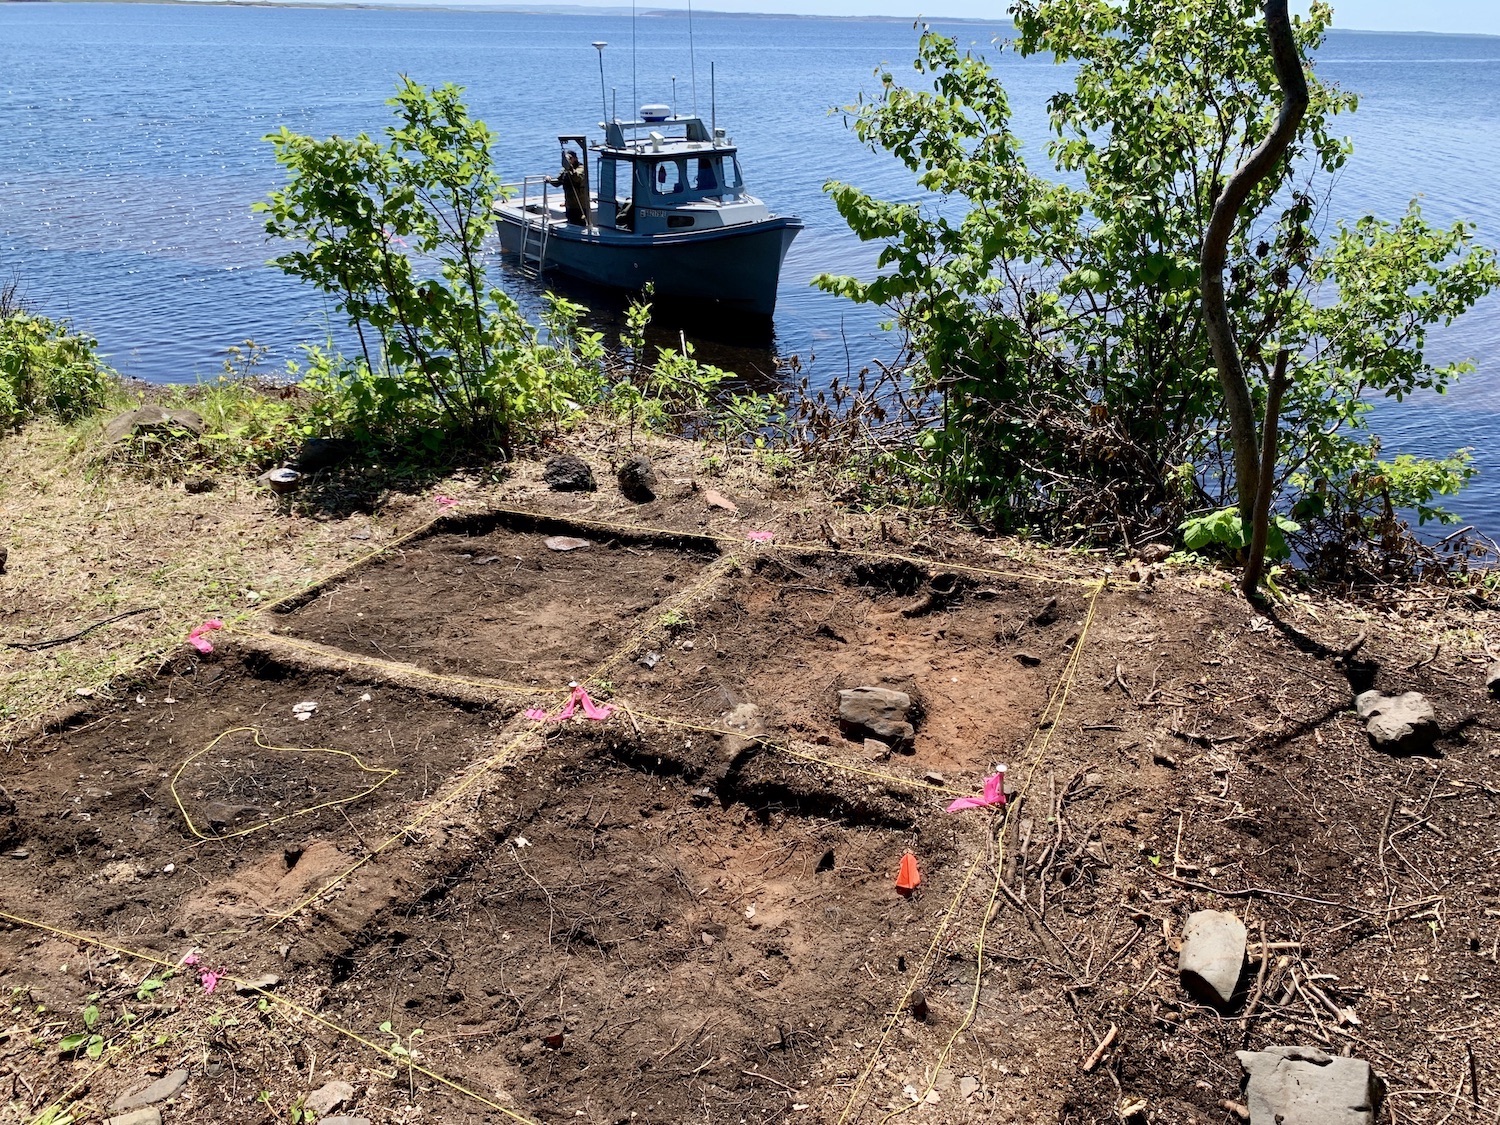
1199, 0, 1309, 547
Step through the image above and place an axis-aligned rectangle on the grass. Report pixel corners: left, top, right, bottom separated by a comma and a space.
0, 416, 423, 738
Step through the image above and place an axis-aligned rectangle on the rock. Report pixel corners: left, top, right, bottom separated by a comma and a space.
543, 536, 591, 552
235, 972, 280, 994
1031, 596, 1060, 626
1139, 543, 1172, 564
103, 405, 205, 444
0, 544, 7, 574
258, 467, 302, 494
864, 737, 890, 758
838, 686, 915, 750
1014, 651, 1042, 667
1354, 690, 1439, 753
959, 1076, 980, 1100
543, 453, 596, 492
616, 455, 658, 502
1487, 661, 1500, 696
719, 702, 764, 757
105, 1110, 162, 1125
183, 476, 216, 494
295, 436, 356, 472
112, 1069, 188, 1111
1237, 1046, 1383, 1125
305, 1079, 356, 1117
703, 488, 738, 513
1178, 910, 1246, 1006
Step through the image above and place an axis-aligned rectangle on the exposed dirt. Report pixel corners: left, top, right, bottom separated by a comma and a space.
3, 454, 1499, 1125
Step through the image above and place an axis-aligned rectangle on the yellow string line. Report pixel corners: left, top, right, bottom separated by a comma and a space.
0, 909, 543, 1125
263, 717, 546, 929
169, 726, 400, 842
840, 578, 1108, 1124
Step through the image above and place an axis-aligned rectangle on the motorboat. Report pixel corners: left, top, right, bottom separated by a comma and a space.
494, 105, 802, 318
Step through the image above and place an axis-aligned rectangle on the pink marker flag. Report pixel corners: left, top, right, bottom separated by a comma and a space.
434, 494, 459, 508
946, 770, 1007, 813
747, 531, 775, 544
187, 619, 224, 654
525, 686, 614, 724
200, 969, 222, 994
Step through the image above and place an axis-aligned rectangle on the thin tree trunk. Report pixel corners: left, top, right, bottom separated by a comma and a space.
1199, 0, 1309, 531
1243, 348, 1290, 597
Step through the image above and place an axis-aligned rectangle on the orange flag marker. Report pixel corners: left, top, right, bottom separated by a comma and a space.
895, 851, 921, 896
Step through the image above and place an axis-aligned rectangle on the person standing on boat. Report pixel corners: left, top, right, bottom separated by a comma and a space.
549, 149, 589, 225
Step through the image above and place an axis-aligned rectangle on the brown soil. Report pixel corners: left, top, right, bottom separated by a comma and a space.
3, 447, 1499, 1125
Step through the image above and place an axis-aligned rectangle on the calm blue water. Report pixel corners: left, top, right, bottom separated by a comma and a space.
3, 4, 1499, 532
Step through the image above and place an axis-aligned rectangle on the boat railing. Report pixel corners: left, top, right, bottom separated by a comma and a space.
515, 175, 551, 277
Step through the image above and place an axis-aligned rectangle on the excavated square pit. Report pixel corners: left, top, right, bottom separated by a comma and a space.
609, 552, 1086, 778
0, 655, 508, 941
268, 512, 720, 690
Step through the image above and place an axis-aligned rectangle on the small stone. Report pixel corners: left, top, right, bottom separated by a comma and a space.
235, 973, 280, 994
258, 467, 302, 494
0, 545, 7, 574
1030, 596, 1059, 626
617, 455, 658, 502
922, 771, 945, 786
1139, 543, 1172, 564
908, 990, 929, 1021
1179, 910, 1246, 1007
305, 1079, 356, 1117
1487, 661, 1500, 696
105, 1110, 162, 1125
959, 1076, 980, 1100
864, 737, 890, 759
543, 453, 597, 492
838, 686, 916, 750
704, 488, 738, 513
112, 1069, 188, 1111
719, 702, 764, 757
1014, 651, 1042, 667
1237, 1046, 1383, 1124
183, 476, 216, 494
639, 651, 661, 670
1354, 690, 1439, 754
543, 536, 591, 552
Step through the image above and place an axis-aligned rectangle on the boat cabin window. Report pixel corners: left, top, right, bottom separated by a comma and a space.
722, 156, 744, 191
653, 160, 683, 196
687, 156, 718, 191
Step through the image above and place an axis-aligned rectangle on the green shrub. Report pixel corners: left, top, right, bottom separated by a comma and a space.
0, 304, 117, 428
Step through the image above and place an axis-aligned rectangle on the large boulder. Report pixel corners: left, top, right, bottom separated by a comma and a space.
1354, 690, 1439, 754
1237, 1046, 1383, 1125
838, 686, 915, 750
1178, 910, 1246, 1007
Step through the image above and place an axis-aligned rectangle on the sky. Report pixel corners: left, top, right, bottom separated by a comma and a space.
538, 1, 1500, 35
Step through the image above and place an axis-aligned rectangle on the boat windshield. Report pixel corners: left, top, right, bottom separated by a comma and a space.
646, 154, 744, 201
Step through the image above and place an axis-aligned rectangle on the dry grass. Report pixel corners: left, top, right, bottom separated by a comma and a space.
0, 420, 434, 738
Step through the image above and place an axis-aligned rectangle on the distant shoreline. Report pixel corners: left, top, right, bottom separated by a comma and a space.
6, 0, 1499, 36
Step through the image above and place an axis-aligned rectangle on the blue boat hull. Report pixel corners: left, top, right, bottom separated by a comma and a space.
496, 215, 802, 317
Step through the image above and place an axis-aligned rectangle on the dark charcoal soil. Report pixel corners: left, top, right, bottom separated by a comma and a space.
4, 485, 1500, 1125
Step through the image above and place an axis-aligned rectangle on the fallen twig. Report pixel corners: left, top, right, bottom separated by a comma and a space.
4, 607, 157, 651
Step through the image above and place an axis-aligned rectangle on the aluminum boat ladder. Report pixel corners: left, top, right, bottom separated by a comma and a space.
517, 175, 552, 277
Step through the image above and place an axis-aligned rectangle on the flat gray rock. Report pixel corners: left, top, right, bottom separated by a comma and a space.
112, 1069, 188, 1111
1237, 1046, 1382, 1125
1179, 910, 1246, 1006
103, 405, 205, 444
1354, 690, 1439, 753
838, 686, 915, 750
105, 1110, 162, 1125
1487, 660, 1500, 696
305, 1079, 355, 1117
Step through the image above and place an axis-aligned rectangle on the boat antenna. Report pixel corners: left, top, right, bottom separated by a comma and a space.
671, 76, 677, 118
710, 61, 716, 140
631, 0, 638, 121
688, 0, 699, 115
592, 41, 608, 124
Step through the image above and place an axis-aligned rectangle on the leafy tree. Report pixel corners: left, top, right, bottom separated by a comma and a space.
258, 77, 602, 454
818, 0, 1498, 586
